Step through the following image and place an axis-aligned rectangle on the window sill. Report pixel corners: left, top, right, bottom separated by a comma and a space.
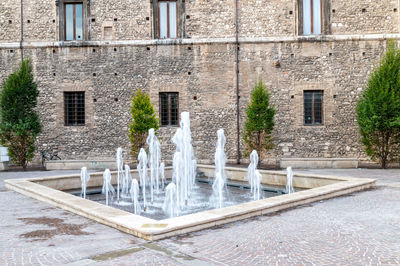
297, 35, 328, 42
160, 125, 179, 128
301, 124, 326, 128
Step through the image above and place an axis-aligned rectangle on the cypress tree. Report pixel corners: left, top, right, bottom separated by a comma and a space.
128, 89, 159, 159
356, 41, 400, 168
243, 79, 275, 161
0, 59, 42, 170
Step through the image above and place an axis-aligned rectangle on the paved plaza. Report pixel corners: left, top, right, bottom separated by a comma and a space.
0, 168, 399, 265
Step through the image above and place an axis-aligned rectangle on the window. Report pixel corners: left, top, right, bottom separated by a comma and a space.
64, 3, 83, 40
160, 92, 179, 126
158, 1, 177, 39
304, 91, 323, 125
57, 0, 87, 41
64, 92, 85, 126
299, 0, 330, 35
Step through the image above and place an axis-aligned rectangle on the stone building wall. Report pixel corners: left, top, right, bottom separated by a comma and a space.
330, 0, 399, 34
1, 0, 398, 43
0, 0, 399, 165
0, 0, 21, 42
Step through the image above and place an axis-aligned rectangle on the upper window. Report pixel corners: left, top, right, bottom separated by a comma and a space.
299, 0, 330, 35
304, 91, 323, 125
158, 1, 177, 39
57, 0, 87, 41
160, 92, 179, 126
64, 92, 85, 126
64, 3, 83, 41
302, 0, 322, 35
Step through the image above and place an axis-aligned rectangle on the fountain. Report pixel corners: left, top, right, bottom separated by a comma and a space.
246, 150, 262, 200
80, 167, 90, 199
160, 162, 165, 190
102, 169, 115, 206
116, 147, 124, 201
147, 128, 161, 201
162, 183, 179, 218
212, 172, 225, 208
171, 112, 197, 207
130, 179, 141, 215
121, 164, 132, 199
286, 166, 295, 194
76, 113, 292, 219
211, 129, 228, 208
137, 148, 148, 211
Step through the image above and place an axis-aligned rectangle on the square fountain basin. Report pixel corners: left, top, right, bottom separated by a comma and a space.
5, 165, 376, 240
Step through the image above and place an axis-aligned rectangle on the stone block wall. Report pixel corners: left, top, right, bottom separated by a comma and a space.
0, 38, 392, 164
1, 0, 399, 43
0, 0, 398, 165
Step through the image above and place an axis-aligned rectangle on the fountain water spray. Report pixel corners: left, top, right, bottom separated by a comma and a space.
212, 129, 228, 208
130, 179, 141, 214
116, 147, 124, 201
121, 164, 132, 199
163, 183, 179, 218
246, 150, 262, 200
171, 112, 197, 207
212, 172, 225, 208
147, 128, 161, 201
80, 167, 90, 199
253, 170, 262, 200
286, 166, 295, 194
137, 148, 148, 211
102, 169, 115, 206
160, 162, 165, 190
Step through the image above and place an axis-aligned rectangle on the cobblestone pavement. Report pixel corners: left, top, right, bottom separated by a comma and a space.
0, 169, 399, 265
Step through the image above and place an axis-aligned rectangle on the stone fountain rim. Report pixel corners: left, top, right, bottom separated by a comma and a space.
5, 164, 376, 241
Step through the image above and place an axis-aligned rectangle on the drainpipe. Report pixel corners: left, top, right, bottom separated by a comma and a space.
235, 0, 240, 164
20, 0, 24, 62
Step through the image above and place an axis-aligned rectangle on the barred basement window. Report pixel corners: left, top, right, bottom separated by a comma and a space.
160, 92, 179, 126
304, 90, 323, 125
64, 92, 85, 126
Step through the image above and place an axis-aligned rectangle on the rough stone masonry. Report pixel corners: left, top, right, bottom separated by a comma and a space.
0, 0, 399, 165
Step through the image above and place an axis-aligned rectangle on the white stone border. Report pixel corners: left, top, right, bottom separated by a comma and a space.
0, 34, 399, 49
5, 165, 376, 241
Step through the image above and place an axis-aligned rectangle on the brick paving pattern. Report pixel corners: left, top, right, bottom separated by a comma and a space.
0, 169, 399, 265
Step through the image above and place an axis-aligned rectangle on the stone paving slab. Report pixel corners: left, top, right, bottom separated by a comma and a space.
0, 169, 399, 265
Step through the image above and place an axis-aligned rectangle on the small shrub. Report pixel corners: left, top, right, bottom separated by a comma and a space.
243, 79, 275, 161
128, 89, 159, 159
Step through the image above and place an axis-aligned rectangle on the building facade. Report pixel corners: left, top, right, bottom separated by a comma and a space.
0, 0, 399, 165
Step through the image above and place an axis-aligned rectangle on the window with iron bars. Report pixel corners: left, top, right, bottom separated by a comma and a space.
304, 90, 323, 125
159, 92, 179, 126
64, 92, 85, 126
